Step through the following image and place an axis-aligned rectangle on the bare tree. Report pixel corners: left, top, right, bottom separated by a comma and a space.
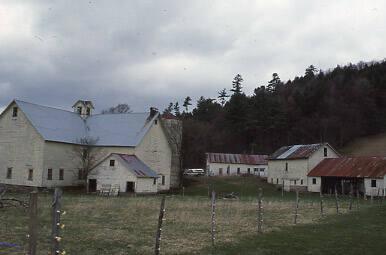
101, 103, 132, 114
72, 136, 104, 191
161, 117, 183, 187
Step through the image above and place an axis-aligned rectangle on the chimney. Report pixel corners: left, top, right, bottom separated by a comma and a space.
150, 107, 158, 118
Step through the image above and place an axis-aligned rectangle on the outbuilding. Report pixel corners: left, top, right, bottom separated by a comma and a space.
88, 153, 159, 194
206, 153, 268, 177
307, 156, 386, 196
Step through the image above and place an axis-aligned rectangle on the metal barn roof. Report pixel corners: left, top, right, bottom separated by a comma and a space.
308, 157, 386, 178
206, 153, 268, 165
270, 143, 326, 160
114, 154, 158, 178
13, 100, 157, 147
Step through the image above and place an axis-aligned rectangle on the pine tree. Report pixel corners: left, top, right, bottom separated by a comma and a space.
163, 102, 174, 115
230, 74, 244, 95
183, 96, 192, 112
218, 88, 229, 106
174, 102, 180, 116
267, 73, 281, 93
305, 65, 317, 77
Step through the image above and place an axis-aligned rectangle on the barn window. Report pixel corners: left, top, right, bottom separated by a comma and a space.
47, 169, 52, 180
285, 162, 288, 171
324, 148, 328, 157
254, 168, 258, 172
294, 180, 297, 185
276, 178, 279, 184
300, 179, 303, 185
247, 168, 251, 174
226, 167, 230, 175
109, 160, 115, 167
153, 178, 157, 185
161, 175, 165, 185
59, 169, 64, 180
6, 167, 12, 179
237, 168, 241, 174
371, 179, 377, 187
154, 119, 158, 125
12, 107, 18, 117
28, 169, 33, 181
260, 168, 265, 172
77, 106, 82, 114
312, 178, 317, 184
86, 107, 91, 116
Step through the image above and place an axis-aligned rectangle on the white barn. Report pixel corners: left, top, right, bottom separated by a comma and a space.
267, 143, 340, 191
206, 153, 268, 177
0, 99, 180, 192
308, 156, 386, 196
88, 153, 159, 194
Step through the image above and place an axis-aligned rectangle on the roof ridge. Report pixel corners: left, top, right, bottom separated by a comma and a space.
15, 99, 78, 115
91, 112, 150, 117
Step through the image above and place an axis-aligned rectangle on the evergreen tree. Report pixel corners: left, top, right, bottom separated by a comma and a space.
267, 73, 281, 93
163, 102, 174, 115
305, 65, 317, 77
230, 74, 244, 95
183, 96, 192, 112
218, 88, 230, 106
174, 102, 181, 116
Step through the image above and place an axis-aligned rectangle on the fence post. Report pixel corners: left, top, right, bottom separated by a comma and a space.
257, 188, 263, 233
210, 191, 216, 250
294, 190, 299, 224
334, 186, 339, 214
281, 181, 284, 197
319, 190, 324, 216
182, 186, 185, 198
356, 188, 360, 210
51, 188, 63, 255
349, 183, 353, 211
28, 190, 38, 255
155, 196, 166, 255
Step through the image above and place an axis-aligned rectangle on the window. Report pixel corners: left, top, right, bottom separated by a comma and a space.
154, 119, 158, 125
12, 107, 18, 117
276, 178, 279, 184
153, 178, 157, 185
294, 180, 297, 185
260, 168, 264, 172
77, 106, 82, 114
254, 168, 258, 172
371, 179, 377, 188
109, 160, 115, 167
219, 168, 223, 175
247, 168, 251, 174
59, 169, 64, 180
28, 169, 33, 181
312, 178, 317, 185
285, 162, 288, 171
226, 167, 230, 175
237, 168, 241, 174
300, 179, 303, 185
324, 147, 328, 157
47, 169, 52, 180
161, 175, 165, 185
6, 167, 12, 179
86, 107, 91, 115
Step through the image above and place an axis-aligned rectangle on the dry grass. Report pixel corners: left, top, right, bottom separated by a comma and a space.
0, 193, 367, 255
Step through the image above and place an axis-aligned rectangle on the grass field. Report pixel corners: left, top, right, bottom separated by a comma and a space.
0, 177, 381, 254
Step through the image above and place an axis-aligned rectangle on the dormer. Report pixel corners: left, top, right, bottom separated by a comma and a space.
72, 100, 94, 118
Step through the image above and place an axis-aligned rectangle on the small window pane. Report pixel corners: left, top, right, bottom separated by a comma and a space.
153, 178, 156, 185
6, 167, 12, 179
324, 148, 328, 157
12, 107, 18, 117
47, 169, 52, 180
109, 160, 115, 167
371, 179, 377, 187
59, 169, 64, 180
28, 169, 33, 181
161, 175, 165, 185
312, 178, 317, 184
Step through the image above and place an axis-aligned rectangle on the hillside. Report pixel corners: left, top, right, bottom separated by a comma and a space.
341, 133, 386, 156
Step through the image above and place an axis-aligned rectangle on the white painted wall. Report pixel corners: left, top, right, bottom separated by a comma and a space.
0, 102, 45, 187
88, 154, 157, 193
207, 162, 268, 177
364, 178, 385, 196
307, 177, 321, 192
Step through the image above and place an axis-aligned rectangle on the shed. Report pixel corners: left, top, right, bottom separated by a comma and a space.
88, 153, 159, 194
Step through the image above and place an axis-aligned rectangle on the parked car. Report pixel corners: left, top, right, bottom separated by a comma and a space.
183, 168, 205, 176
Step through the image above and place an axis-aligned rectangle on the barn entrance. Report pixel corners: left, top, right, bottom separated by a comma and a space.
321, 177, 364, 195
88, 179, 97, 192
126, 182, 135, 193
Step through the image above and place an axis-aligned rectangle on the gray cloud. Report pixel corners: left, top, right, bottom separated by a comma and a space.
1, 0, 386, 113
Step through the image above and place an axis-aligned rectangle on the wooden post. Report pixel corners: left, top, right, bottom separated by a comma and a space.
210, 191, 216, 249
155, 196, 166, 255
257, 188, 263, 233
281, 181, 284, 197
334, 186, 339, 214
349, 183, 353, 211
294, 190, 299, 224
182, 186, 185, 198
28, 191, 38, 255
356, 188, 360, 210
341, 179, 344, 195
319, 190, 324, 216
51, 188, 63, 255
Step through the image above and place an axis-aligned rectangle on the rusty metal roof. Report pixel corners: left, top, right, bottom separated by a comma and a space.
308, 157, 386, 178
270, 143, 325, 160
206, 153, 268, 165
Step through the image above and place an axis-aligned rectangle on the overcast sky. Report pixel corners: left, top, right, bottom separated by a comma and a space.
1, 0, 386, 113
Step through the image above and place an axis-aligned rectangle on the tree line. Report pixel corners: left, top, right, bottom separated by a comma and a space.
165, 60, 386, 168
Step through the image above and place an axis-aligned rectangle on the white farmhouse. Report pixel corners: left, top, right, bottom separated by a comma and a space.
308, 156, 386, 196
267, 143, 339, 191
0, 99, 180, 192
88, 153, 159, 194
206, 153, 268, 177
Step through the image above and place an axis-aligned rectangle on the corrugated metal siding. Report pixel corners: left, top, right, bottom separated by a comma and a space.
206, 153, 268, 165
270, 144, 323, 160
308, 157, 386, 178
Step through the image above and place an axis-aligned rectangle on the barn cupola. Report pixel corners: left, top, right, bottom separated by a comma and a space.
72, 100, 94, 118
